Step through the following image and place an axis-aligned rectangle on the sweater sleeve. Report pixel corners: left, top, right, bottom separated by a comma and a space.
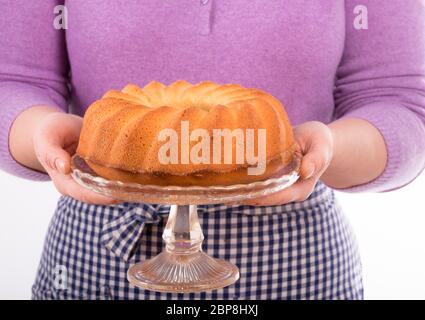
334, 0, 425, 192
0, 0, 69, 181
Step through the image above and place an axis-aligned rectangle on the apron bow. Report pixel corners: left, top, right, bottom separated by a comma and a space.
100, 204, 163, 261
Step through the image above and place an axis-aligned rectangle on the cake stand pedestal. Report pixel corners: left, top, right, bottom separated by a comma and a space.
71, 155, 300, 293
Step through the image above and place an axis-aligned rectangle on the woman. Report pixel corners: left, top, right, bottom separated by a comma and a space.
1, 1, 424, 300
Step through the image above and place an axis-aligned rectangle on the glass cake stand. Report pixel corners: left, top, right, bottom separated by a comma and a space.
71, 154, 301, 293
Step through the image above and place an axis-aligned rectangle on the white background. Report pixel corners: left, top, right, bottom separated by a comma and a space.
0, 170, 424, 300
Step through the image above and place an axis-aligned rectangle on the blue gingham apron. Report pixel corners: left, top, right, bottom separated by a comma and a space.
31, 181, 363, 300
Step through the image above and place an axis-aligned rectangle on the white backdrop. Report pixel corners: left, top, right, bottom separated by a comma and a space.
0, 170, 424, 300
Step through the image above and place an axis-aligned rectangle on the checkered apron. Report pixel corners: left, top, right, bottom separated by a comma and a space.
31, 181, 363, 300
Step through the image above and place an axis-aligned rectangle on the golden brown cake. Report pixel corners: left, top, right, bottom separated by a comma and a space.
76, 80, 296, 186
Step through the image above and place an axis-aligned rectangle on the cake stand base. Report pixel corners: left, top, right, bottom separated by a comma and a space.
127, 251, 239, 293
127, 204, 239, 293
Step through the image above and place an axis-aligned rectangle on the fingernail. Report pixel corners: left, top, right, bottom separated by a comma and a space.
304, 165, 315, 179
55, 158, 65, 174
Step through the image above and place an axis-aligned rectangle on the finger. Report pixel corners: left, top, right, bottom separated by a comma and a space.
34, 133, 72, 175
244, 178, 317, 206
285, 177, 317, 202
52, 172, 121, 205
244, 185, 298, 206
300, 159, 315, 180
65, 177, 121, 205
38, 146, 70, 175
299, 144, 332, 180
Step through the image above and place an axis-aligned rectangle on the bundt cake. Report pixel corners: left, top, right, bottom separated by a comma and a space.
76, 80, 296, 186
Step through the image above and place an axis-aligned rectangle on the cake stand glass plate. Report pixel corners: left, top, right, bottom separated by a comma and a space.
71, 154, 301, 293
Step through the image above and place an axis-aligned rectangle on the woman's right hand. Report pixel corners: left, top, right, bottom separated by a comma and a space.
32, 111, 119, 205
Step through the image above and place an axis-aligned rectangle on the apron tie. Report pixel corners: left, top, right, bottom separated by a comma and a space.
100, 204, 163, 261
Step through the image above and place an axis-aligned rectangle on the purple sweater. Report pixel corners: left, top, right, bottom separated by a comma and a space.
1, 0, 425, 192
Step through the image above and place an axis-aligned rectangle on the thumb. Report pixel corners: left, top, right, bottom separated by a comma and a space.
43, 145, 71, 175
34, 132, 72, 175
300, 157, 316, 180
299, 143, 332, 180
52, 151, 71, 175
294, 121, 334, 181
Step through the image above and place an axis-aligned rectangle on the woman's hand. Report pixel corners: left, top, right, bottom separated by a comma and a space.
29, 109, 119, 205
243, 121, 334, 206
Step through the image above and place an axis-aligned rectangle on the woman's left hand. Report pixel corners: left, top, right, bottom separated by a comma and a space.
243, 121, 334, 206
